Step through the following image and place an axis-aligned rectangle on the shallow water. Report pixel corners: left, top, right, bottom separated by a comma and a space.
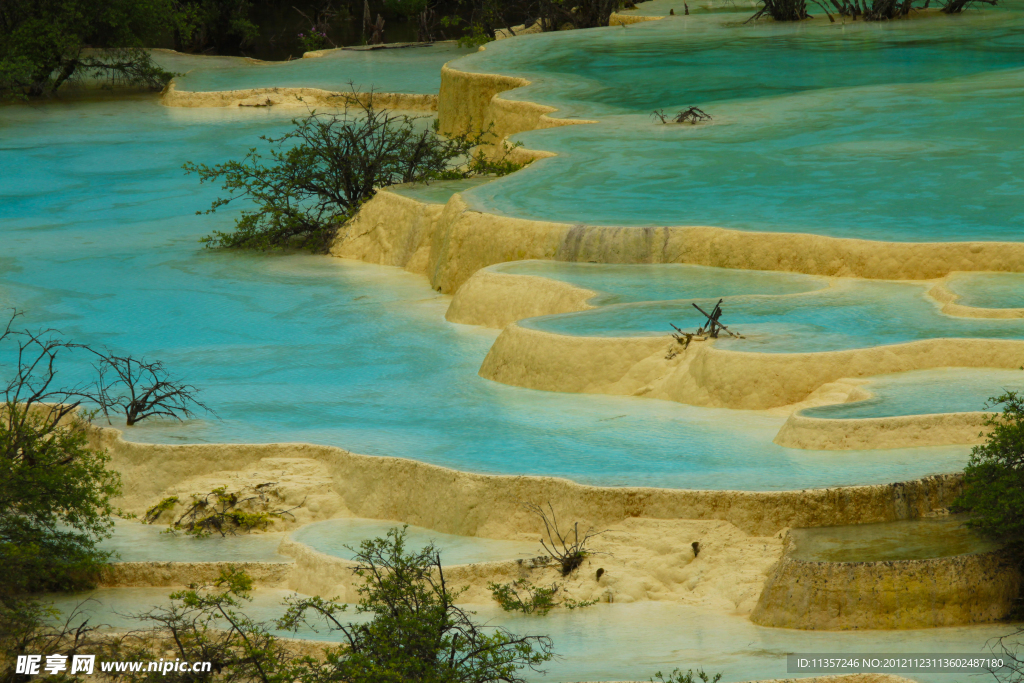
449, 8, 1024, 240
495, 261, 827, 305
525, 278, 1024, 352
789, 515, 1000, 562
801, 368, 1024, 419
48, 587, 1019, 682
290, 518, 542, 564
947, 272, 1024, 309
388, 177, 495, 203
165, 44, 473, 94
99, 518, 289, 563
0, 97, 975, 490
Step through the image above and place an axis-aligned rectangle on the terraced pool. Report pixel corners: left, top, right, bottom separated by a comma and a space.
947, 272, 1024, 309
451, 7, 1024, 240
159, 44, 473, 94
801, 368, 1024, 419
789, 515, 1000, 563
0, 97, 979, 491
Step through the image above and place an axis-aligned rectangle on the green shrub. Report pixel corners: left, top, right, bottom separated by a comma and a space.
955, 391, 1024, 559
0, 0, 174, 98
187, 95, 521, 253
278, 527, 554, 683
651, 669, 723, 683
489, 578, 597, 614
489, 579, 559, 615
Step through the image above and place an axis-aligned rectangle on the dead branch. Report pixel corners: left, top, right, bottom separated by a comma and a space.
522, 502, 604, 576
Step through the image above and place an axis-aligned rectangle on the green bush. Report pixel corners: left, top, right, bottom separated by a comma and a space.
489, 579, 559, 615
279, 527, 554, 682
187, 96, 521, 253
489, 578, 597, 615
651, 669, 723, 683
955, 391, 1024, 559
0, 0, 174, 98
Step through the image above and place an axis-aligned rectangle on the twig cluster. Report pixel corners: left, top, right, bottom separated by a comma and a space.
523, 502, 604, 576
652, 106, 712, 124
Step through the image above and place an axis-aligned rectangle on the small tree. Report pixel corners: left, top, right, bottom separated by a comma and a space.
278, 527, 554, 683
92, 353, 212, 426
120, 567, 296, 683
186, 94, 519, 253
0, 0, 174, 99
1, 600, 104, 683
954, 391, 1024, 561
0, 313, 121, 596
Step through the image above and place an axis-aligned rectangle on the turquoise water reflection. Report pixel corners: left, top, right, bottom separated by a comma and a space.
0, 97, 971, 490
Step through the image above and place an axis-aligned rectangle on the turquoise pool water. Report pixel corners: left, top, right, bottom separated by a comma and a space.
802, 368, 1024, 419
947, 272, 1024, 309
0, 96, 973, 491
48, 588, 1017, 682
388, 177, 495, 204
290, 518, 542, 564
525, 278, 1024, 352
789, 515, 1000, 562
99, 518, 289, 563
169, 43, 472, 94
494, 261, 827, 305
450, 8, 1024, 240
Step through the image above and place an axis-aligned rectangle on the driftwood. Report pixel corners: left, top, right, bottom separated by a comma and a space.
652, 106, 712, 124
670, 298, 744, 348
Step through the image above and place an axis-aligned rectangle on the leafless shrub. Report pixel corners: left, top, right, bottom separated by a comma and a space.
91, 354, 212, 426
523, 502, 604, 576
652, 106, 712, 124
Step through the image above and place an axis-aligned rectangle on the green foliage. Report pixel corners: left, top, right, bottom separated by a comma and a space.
651, 668, 723, 683
455, 23, 494, 47
171, 0, 260, 54
188, 96, 516, 253
489, 578, 597, 615
0, 316, 123, 596
120, 566, 297, 683
384, 0, 430, 18
144, 495, 180, 523
278, 526, 554, 682
0, 0, 174, 98
298, 28, 332, 52
954, 391, 1024, 559
562, 596, 598, 610
0, 413, 119, 593
489, 579, 558, 615
159, 484, 298, 537
1, 598, 102, 683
